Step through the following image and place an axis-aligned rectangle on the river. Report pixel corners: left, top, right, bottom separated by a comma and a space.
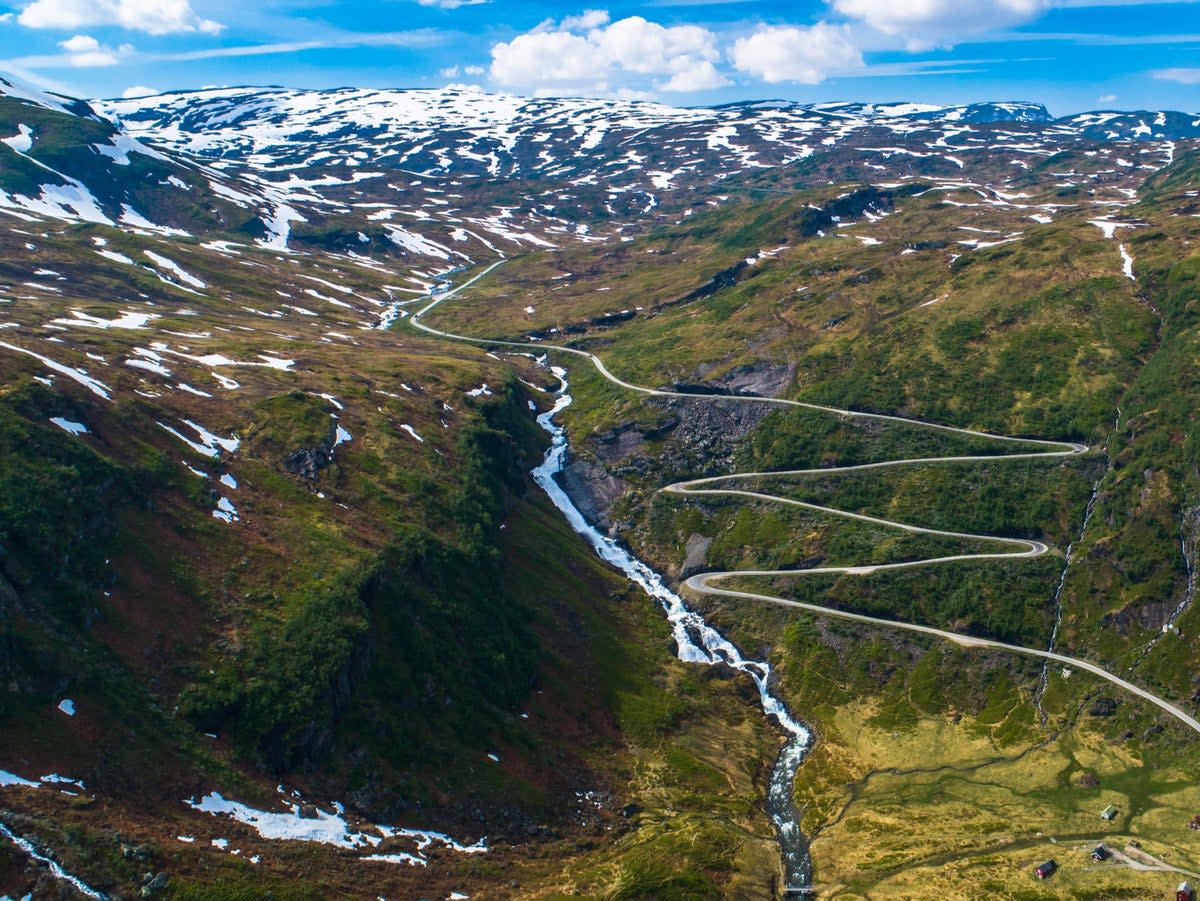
529, 364, 814, 893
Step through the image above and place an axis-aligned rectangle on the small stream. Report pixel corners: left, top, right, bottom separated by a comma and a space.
0, 821, 107, 899
530, 366, 814, 893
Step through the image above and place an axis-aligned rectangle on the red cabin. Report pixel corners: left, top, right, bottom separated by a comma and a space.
1035, 860, 1057, 879
1178, 881, 1195, 901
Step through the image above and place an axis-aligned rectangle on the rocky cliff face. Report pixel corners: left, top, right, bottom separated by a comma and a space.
558, 459, 628, 530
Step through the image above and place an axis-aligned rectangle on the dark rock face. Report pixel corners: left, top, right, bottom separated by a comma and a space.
283, 445, 333, 480
558, 460, 627, 529
670, 382, 736, 396
1089, 697, 1119, 717
563, 385, 776, 529
283, 425, 338, 480
646, 395, 774, 479
1106, 598, 1173, 636
680, 533, 713, 577
592, 423, 650, 463
675, 260, 749, 305
708, 362, 797, 398
591, 309, 637, 328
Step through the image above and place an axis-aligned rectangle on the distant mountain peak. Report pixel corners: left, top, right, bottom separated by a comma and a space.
0, 73, 101, 120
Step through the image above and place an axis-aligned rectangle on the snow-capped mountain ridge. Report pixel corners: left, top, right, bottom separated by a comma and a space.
0, 78, 1193, 264
103, 86, 1194, 163
100, 87, 1192, 168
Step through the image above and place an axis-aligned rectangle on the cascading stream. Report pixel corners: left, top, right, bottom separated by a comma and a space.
1036, 477, 1103, 724
0, 821, 107, 900
530, 367, 814, 889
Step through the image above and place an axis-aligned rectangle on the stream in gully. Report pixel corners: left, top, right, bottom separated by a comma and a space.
529, 364, 813, 893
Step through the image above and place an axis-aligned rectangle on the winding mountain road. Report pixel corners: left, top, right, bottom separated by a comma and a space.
411, 260, 1200, 738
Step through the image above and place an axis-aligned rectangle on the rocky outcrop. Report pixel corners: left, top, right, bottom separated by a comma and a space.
705, 362, 796, 398
558, 460, 627, 529
1089, 697, 1119, 717
1106, 597, 1174, 636
680, 533, 713, 578
644, 396, 774, 478
283, 424, 338, 480
592, 422, 651, 463
670, 260, 749, 306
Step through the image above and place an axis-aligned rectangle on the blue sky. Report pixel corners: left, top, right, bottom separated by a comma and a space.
0, 0, 1197, 113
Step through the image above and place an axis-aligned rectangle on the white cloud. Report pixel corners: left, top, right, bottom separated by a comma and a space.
59, 33, 97, 51
830, 0, 1047, 48
659, 59, 727, 91
730, 23, 863, 84
490, 12, 727, 94
1153, 67, 1200, 84
593, 16, 718, 74
19, 0, 223, 36
613, 87, 655, 101
491, 29, 599, 86
1097, 93, 1116, 102
122, 84, 158, 98
58, 33, 124, 66
440, 64, 485, 79
561, 9, 610, 30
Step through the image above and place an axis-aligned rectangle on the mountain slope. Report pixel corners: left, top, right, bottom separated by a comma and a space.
0, 77, 1198, 898
0, 82, 781, 899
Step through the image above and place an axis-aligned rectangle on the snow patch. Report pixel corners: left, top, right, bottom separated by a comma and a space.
52, 310, 156, 330
0, 342, 111, 400
0, 771, 39, 788
1089, 219, 1132, 239
2, 125, 33, 153
212, 497, 239, 524
177, 383, 213, 398
48, 417, 88, 437
144, 251, 207, 289
1119, 245, 1136, 280
185, 792, 487, 863
158, 419, 240, 459
95, 249, 135, 265
260, 204, 306, 251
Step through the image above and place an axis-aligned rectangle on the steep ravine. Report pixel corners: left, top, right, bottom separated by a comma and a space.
529, 365, 816, 893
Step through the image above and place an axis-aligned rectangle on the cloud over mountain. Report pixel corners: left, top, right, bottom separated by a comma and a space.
731, 23, 864, 84
490, 12, 727, 94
